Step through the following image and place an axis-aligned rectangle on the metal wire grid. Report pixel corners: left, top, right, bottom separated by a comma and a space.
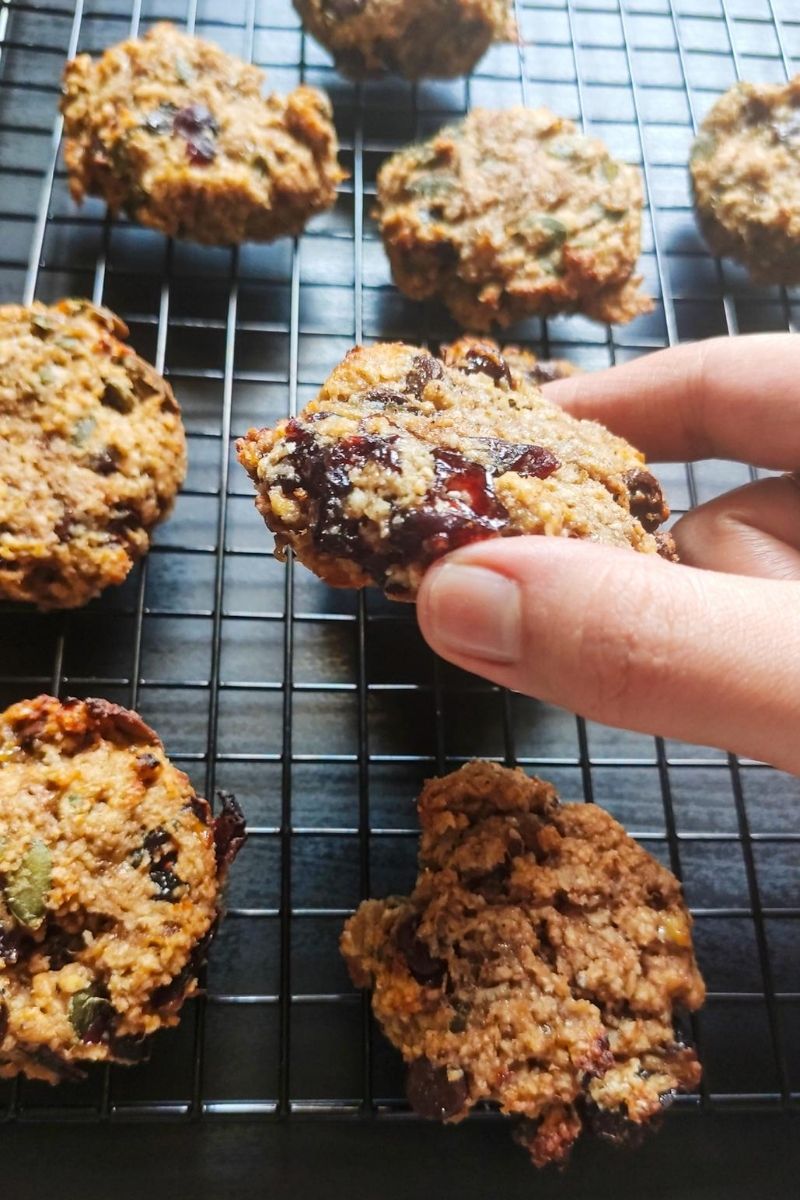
0, 0, 797, 1130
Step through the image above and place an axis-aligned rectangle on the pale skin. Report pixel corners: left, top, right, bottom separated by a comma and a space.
416, 334, 800, 775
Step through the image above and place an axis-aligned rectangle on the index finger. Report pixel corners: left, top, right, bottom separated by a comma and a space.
545, 333, 800, 470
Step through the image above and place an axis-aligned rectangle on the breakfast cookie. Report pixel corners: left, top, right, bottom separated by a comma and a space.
0, 299, 185, 610
0, 694, 245, 1084
442, 335, 581, 386
375, 107, 652, 329
341, 761, 705, 1167
690, 77, 800, 284
293, 0, 516, 81
61, 22, 344, 245
236, 341, 672, 600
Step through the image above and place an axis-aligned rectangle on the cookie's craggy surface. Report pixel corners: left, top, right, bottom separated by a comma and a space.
294, 0, 516, 81
690, 77, 800, 284
376, 107, 652, 329
341, 762, 705, 1167
236, 341, 671, 600
0, 695, 245, 1084
61, 23, 344, 245
0, 300, 185, 610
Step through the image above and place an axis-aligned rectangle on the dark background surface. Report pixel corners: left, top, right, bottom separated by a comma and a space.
1, 0, 799, 1196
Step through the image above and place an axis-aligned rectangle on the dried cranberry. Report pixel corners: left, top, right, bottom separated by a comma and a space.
172, 104, 219, 166
431, 448, 506, 518
455, 344, 513, 386
395, 915, 447, 987
405, 354, 443, 399
476, 438, 560, 479
135, 751, 161, 783
406, 1058, 469, 1121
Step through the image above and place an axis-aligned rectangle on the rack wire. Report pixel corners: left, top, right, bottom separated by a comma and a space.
0, 0, 798, 1171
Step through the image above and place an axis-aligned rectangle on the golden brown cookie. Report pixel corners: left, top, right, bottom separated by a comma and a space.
341, 761, 705, 1168
236, 341, 672, 600
61, 22, 345, 244
376, 107, 652, 329
294, 0, 516, 80
0, 694, 245, 1083
0, 299, 185, 611
690, 77, 800, 284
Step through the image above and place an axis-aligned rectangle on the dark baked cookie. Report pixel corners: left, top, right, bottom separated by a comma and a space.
690, 77, 800, 284
442, 335, 581, 386
236, 341, 672, 600
0, 299, 185, 610
0, 695, 245, 1083
341, 761, 705, 1167
293, 0, 516, 80
61, 22, 344, 244
376, 107, 652, 329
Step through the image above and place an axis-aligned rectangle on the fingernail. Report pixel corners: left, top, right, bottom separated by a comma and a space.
423, 563, 522, 663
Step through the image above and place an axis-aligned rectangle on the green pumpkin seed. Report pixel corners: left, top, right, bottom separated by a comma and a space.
68, 988, 111, 1039
30, 314, 55, 339
38, 365, 56, 386
5, 840, 51, 929
72, 416, 96, 446
601, 158, 620, 181
174, 53, 195, 84
544, 137, 580, 160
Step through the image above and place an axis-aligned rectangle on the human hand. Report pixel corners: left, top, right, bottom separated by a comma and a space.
416, 334, 800, 774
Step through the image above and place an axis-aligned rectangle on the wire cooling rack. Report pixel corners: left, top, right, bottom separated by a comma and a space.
0, 1, 799, 1196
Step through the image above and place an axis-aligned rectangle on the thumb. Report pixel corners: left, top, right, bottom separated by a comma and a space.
416, 538, 800, 773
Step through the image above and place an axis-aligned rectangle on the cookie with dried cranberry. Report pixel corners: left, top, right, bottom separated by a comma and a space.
294, 0, 516, 80
0, 299, 185, 610
0, 694, 245, 1084
236, 341, 672, 600
341, 761, 705, 1168
60, 22, 344, 244
442, 335, 581, 387
690, 77, 800, 284
376, 106, 652, 329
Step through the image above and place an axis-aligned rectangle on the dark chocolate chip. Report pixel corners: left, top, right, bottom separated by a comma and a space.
455, 344, 513, 386
0, 926, 22, 966
109, 1034, 151, 1064
135, 751, 161, 783
623, 468, 667, 532
404, 353, 444, 399
88, 447, 120, 475
321, 0, 366, 15
0, 999, 7, 1043
406, 1058, 469, 1121
395, 915, 446, 987
101, 381, 134, 412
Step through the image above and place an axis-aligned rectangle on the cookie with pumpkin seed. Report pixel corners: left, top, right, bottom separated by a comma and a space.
293, 0, 516, 81
60, 22, 344, 245
0, 299, 185, 610
0, 694, 245, 1084
376, 107, 652, 329
690, 77, 800, 284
